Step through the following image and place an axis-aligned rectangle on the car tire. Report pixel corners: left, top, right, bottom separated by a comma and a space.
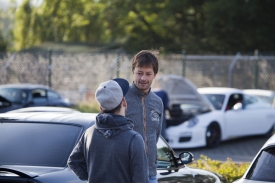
206, 123, 221, 148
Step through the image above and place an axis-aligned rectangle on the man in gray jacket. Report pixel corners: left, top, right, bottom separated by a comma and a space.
125, 50, 163, 183
67, 78, 148, 183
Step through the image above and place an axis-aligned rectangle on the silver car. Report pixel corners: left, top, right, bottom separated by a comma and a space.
233, 134, 275, 183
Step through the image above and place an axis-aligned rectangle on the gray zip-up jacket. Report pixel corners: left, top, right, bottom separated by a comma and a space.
67, 113, 148, 183
125, 83, 163, 177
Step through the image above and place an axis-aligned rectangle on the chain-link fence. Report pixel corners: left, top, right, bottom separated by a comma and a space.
1, 50, 275, 104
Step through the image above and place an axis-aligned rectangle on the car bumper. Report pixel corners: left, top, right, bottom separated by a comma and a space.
166, 126, 206, 148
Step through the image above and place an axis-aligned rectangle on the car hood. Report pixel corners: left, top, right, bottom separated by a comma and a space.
153, 75, 214, 109
0, 165, 64, 178
0, 104, 24, 113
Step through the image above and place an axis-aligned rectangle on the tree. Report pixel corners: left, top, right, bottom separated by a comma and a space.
11, 0, 275, 54
203, 0, 275, 54
0, 3, 16, 52
13, 0, 109, 50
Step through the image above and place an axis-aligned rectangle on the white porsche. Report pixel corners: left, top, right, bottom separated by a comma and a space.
157, 75, 275, 148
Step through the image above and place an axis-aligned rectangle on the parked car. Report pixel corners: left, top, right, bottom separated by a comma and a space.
7, 106, 80, 113
243, 89, 275, 108
0, 83, 75, 112
233, 134, 275, 183
0, 112, 228, 183
155, 75, 275, 148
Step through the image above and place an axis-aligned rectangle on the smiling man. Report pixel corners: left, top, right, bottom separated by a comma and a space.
125, 50, 163, 183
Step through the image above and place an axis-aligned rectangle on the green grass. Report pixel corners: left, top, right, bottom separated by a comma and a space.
74, 100, 100, 113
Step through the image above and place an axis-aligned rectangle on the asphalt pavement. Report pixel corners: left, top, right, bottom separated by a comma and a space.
174, 135, 270, 163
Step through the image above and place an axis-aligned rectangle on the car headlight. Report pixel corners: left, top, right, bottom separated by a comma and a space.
185, 117, 199, 128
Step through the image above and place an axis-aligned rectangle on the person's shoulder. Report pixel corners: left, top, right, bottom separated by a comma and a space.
150, 91, 163, 102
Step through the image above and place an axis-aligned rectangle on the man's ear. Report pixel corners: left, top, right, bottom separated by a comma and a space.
99, 107, 103, 111
122, 97, 127, 107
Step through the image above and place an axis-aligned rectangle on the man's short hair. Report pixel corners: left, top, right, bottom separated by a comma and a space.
132, 50, 159, 74
102, 101, 122, 113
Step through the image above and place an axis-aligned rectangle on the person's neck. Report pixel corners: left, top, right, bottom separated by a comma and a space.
133, 83, 150, 94
114, 109, 125, 116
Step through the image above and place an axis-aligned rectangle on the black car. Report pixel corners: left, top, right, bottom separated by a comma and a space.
0, 112, 228, 183
0, 83, 75, 112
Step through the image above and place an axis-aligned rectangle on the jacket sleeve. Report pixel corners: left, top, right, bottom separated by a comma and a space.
67, 133, 88, 181
130, 134, 149, 183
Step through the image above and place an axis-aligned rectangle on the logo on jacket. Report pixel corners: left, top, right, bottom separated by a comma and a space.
150, 110, 160, 122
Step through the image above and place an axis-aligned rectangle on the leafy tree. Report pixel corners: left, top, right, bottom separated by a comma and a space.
203, 0, 275, 54
11, 0, 275, 54
0, 10, 7, 52
13, 0, 109, 50
0, 3, 16, 52
0, 34, 7, 52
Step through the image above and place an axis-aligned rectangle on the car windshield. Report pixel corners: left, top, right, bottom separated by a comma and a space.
157, 137, 175, 169
202, 94, 225, 110
0, 88, 28, 104
0, 122, 82, 167
246, 147, 275, 182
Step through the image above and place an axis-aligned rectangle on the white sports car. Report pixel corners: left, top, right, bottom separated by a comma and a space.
158, 75, 275, 148
243, 89, 275, 108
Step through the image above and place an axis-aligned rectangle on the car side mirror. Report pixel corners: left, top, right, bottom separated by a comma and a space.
178, 152, 194, 165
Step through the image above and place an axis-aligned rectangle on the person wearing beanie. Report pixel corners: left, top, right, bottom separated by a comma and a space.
67, 78, 148, 183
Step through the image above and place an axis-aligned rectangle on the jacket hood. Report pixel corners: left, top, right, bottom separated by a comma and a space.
95, 113, 134, 139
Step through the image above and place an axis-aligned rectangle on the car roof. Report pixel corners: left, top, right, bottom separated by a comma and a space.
7, 107, 80, 113
0, 112, 97, 129
243, 89, 275, 97
198, 87, 243, 94
0, 83, 50, 90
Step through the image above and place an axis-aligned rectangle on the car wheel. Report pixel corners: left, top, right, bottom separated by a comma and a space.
206, 123, 221, 148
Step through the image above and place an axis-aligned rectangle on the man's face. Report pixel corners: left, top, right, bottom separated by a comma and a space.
133, 66, 156, 93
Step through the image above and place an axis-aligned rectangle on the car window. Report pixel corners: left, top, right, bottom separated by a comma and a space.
256, 95, 273, 104
32, 89, 46, 98
32, 89, 47, 103
203, 94, 225, 110
0, 88, 28, 104
244, 94, 272, 109
0, 122, 82, 167
157, 137, 175, 169
48, 90, 61, 99
226, 93, 243, 110
246, 147, 275, 182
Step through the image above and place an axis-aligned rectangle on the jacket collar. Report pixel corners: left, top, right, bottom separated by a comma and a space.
130, 82, 151, 97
